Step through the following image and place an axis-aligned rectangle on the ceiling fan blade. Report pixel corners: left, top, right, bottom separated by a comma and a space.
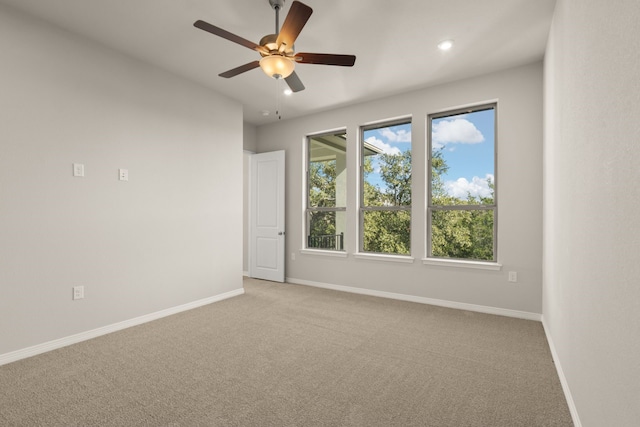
296, 53, 356, 67
219, 61, 261, 78
194, 20, 264, 53
285, 71, 305, 92
276, 1, 313, 49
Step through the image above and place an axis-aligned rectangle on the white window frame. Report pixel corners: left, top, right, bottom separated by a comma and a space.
426, 103, 498, 263
304, 129, 348, 253
358, 117, 413, 257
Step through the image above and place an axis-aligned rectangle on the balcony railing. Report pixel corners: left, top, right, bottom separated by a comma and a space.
307, 232, 344, 250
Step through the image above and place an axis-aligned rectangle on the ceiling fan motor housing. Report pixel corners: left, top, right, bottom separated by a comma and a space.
269, 0, 285, 11
259, 34, 294, 56
259, 34, 279, 53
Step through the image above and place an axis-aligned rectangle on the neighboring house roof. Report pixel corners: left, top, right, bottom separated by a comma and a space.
310, 133, 382, 162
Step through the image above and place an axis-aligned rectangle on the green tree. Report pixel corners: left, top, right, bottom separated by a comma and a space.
430, 148, 494, 260
363, 210, 411, 254
431, 149, 449, 198
379, 151, 412, 206
309, 160, 336, 208
309, 148, 495, 260
363, 151, 411, 255
362, 156, 380, 206
308, 160, 336, 238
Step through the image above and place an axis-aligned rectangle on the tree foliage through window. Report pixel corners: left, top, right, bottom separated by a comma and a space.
430, 148, 494, 260
362, 151, 411, 255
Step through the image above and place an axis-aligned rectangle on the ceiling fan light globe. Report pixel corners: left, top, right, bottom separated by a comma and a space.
260, 55, 295, 79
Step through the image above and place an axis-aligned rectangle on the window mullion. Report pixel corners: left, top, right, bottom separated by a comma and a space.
429, 204, 495, 211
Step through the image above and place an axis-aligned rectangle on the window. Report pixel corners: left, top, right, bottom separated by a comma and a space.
306, 131, 347, 251
427, 104, 497, 261
360, 119, 412, 255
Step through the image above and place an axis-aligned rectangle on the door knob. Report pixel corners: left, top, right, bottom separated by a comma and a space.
278, 231, 285, 235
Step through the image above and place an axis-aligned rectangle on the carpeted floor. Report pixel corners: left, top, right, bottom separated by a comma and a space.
0, 277, 573, 426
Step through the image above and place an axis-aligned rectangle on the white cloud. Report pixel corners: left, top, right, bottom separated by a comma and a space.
432, 119, 484, 149
379, 128, 411, 143
445, 174, 494, 199
365, 136, 401, 155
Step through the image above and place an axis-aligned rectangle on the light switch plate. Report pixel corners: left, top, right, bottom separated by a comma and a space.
73, 286, 84, 300
73, 163, 84, 177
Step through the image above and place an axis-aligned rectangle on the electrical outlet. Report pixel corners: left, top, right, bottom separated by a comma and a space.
73, 163, 84, 177
119, 169, 129, 181
291, 252, 296, 261
508, 271, 518, 283
73, 286, 84, 300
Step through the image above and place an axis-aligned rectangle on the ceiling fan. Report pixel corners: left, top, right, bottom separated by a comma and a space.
194, 0, 356, 93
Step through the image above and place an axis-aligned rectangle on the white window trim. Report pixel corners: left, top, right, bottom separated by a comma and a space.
300, 248, 348, 258
422, 257, 502, 271
354, 252, 415, 264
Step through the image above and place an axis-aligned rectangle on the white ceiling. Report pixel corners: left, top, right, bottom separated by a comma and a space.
0, 0, 556, 125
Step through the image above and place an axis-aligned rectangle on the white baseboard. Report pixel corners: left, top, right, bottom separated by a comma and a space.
542, 317, 582, 427
242, 270, 249, 277
286, 277, 542, 321
0, 288, 245, 367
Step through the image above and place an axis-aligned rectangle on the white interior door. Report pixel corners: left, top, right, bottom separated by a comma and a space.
249, 151, 285, 282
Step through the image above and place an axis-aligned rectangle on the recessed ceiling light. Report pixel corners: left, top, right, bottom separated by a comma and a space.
262, 110, 270, 116
438, 40, 454, 51
283, 88, 293, 96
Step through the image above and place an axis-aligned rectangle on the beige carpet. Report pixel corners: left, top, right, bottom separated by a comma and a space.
0, 277, 573, 426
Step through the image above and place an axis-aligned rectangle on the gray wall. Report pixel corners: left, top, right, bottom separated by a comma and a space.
257, 63, 544, 314
243, 123, 257, 274
543, 1, 640, 425
243, 123, 258, 152
0, 6, 243, 356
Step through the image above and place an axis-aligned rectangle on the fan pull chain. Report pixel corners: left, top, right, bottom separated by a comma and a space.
275, 78, 283, 120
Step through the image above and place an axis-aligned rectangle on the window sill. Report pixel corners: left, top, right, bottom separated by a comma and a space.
300, 249, 348, 258
422, 258, 502, 271
354, 252, 415, 264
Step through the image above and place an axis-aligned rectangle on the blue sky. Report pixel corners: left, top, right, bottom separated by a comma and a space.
363, 123, 411, 192
432, 108, 495, 199
363, 109, 495, 199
